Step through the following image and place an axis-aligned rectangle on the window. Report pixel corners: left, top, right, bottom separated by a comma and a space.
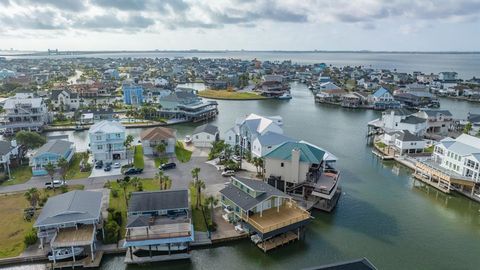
229, 136, 232, 141
195, 135, 199, 139
116, 133, 121, 138
281, 162, 284, 167
96, 135, 102, 140
97, 145, 103, 150
207, 135, 210, 140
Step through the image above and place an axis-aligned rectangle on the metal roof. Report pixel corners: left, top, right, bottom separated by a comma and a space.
193, 123, 219, 136
32, 139, 73, 158
264, 141, 326, 164
88, 120, 125, 134
128, 190, 189, 213
34, 191, 103, 227
0, 141, 14, 156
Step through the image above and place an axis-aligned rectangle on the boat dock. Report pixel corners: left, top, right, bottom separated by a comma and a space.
257, 231, 299, 252
47, 251, 104, 269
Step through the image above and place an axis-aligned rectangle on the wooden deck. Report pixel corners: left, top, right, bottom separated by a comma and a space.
247, 204, 310, 234
126, 222, 192, 241
51, 225, 95, 248
47, 251, 104, 269
257, 231, 299, 252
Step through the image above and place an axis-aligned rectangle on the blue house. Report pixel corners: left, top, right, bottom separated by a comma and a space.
31, 139, 75, 176
124, 190, 194, 263
123, 83, 144, 105
368, 87, 401, 110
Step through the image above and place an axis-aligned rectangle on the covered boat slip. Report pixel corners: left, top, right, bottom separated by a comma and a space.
414, 160, 476, 194
125, 222, 193, 243
49, 225, 101, 268
257, 231, 300, 252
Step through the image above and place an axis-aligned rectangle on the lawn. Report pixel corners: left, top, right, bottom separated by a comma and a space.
1, 165, 32, 186
189, 186, 207, 232
133, 145, 145, 169
65, 153, 91, 180
108, 178, 171, 234
51, 119, 76, 126
424, 145, 434, 153
0, 185, 84, 258
175, 141, 192, 163
198, 90, 266, 100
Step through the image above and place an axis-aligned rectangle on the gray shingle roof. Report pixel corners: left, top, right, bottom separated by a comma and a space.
421, 109, 452, 117
128, 190, 189, 213
33, 139, 73, 157
0, 141, 14, 156
193, 123, 219, 136
400, 115, 426, 124
34, 190, 103, 227
397, 130, 423, 142
219, 177, 288, 210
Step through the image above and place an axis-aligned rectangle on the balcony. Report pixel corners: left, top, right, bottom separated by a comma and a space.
243, 203, 310, 234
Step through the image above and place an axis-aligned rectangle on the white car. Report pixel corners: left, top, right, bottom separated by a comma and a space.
232, 155, 241, 161
113, 162, 121, 168
221, 170, 235, 177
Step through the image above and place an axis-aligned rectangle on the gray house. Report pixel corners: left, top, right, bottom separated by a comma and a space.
34, 190, 103, 263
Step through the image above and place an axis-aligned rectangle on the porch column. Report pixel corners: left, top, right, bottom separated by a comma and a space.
277, 198, 280, 212
129, 247, 133, 260
52, 246, 56, 264
149, 245, 152, 258
168, 243, 171, 255
91, 243, 95, 262
72, 246, 76, 263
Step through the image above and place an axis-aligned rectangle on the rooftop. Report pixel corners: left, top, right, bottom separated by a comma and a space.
32, 139, 73, 157
88, 120, 125, 134
193, 123, 218, 136
128, 190, 189, 213
264, 141, 326, 164
140, 127, 176, 141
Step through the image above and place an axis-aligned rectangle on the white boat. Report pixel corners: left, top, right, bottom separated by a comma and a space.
48, 247, 84, 261
250, 234, 262, 244
184, 135, 192, 144
278, 93, 292, 100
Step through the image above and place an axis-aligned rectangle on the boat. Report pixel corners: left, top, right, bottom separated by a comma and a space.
278, 92, 292, 100
48, 247, 84, 261
184, 135, 192, 144
250, 234, 262, 244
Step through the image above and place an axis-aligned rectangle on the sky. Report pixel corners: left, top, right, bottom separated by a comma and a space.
0, 0, 479, 52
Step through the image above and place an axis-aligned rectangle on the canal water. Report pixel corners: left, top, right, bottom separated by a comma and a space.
10, 83, 480, 270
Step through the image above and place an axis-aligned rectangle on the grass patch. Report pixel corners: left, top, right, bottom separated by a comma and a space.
375, 141, 387, 149
198, 90, 266, 100
65, 153, 91, 180
133, 145, 144, 169
0, 185, 83, 258
108, 178, 171, 235
2, 165, 32, 186
51, 119, 75, 126
424, 145, 434, 153
175, 141, 192, 163
189, 186, 207, 232
154, 157, 169, 168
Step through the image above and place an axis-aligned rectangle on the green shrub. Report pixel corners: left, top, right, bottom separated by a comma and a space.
111, 189, 119, 198
60, 185, 68, 193
112, 211, 123, 226
24, 228, 38, 246
104, 220, 120, 244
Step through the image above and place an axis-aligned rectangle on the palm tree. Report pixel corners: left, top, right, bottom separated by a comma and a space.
57, 157, 69, 180
155, 143, 166, 157
119, 179, 130, 207
44, 162, 56, 181
155, 171, 164, 190
124, 134, 134, 149
190, 179, 206, 209
191, 167, 200, 183
130, 177, 141, 191
163, 175, 171, 190
252, 157, 259, 174
205, 195, 219, 223
24, 188, 40, 208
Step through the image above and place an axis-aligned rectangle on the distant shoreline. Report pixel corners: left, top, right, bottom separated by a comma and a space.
2, 50, 480, 57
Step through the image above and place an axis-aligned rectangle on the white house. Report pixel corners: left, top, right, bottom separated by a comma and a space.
382, 130, 426, 155
251, 131, 295, 157
140, 127, 176, 155
192, 124, 219, 148
50, 89, 80, 111
369, 108, 427, 136
413, 109, 453, 136
88, 120, 126, 162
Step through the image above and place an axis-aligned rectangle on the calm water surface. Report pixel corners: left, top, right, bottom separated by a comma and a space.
8, 83, 480, 270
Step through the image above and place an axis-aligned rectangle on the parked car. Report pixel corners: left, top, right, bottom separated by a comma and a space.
159, 162, 176, 170
113, 162, 121, 168
95, 160, 103, 169
124, 168, 143, 175
232, 155, 241, 161
45, 180, 66, 189
221, 170, 235, 177
104, 163, 112, 172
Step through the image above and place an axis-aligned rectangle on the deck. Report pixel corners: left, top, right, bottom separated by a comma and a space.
51, 226, 95, 248
126, 222, 192, 242
247, 204, 310, 234
257, 231, 299, 252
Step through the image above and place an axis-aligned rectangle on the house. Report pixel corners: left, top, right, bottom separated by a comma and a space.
414, 109, 453, 136
30, 139, 75, 176
192, 124, 219, 148
0, 140, 24, 176
88, 120, 126, 162
123, 83, 144, 105
368, 109, 427, 136
439, 72, 458, 82
34, 190, 103, 263
157, 89, 218, 122
393, 91, 439, 109
264, 141, 341, 212
382, 130, 426, 155
80, 108, 115, 124
103, 69, 119, 80
414, 134, 480, 197
467, 113, 480, 136
0, 94, 51, 134
219, 177, 311, 252
368, 87, 401, 110
50, 89, 80, 111
231, 113, 284, 153
251, 131, 296, 157
124, 190, 194, 263
140, 127, 176, 155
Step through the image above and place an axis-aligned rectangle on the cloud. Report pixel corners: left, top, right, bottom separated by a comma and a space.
15, 0, 87, 12
75, 14, 155, 30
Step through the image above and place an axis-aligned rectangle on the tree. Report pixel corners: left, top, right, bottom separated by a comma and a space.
204, 195, 219, 224
163, 175, 170, 190
24, 188, 40, 208
15, 131, 46, 150
155, 143, 166, 156
464, 122, 473, 134
252, 157, 259, 174
44, 162, 56, 181
119, 178, 130, 207
190, 179, 205, 209
57, 157, 69, 180
191, 167, 201, 183
155, 171, 164, 190
130, 177, 141, 191
124, 134, 134, 149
